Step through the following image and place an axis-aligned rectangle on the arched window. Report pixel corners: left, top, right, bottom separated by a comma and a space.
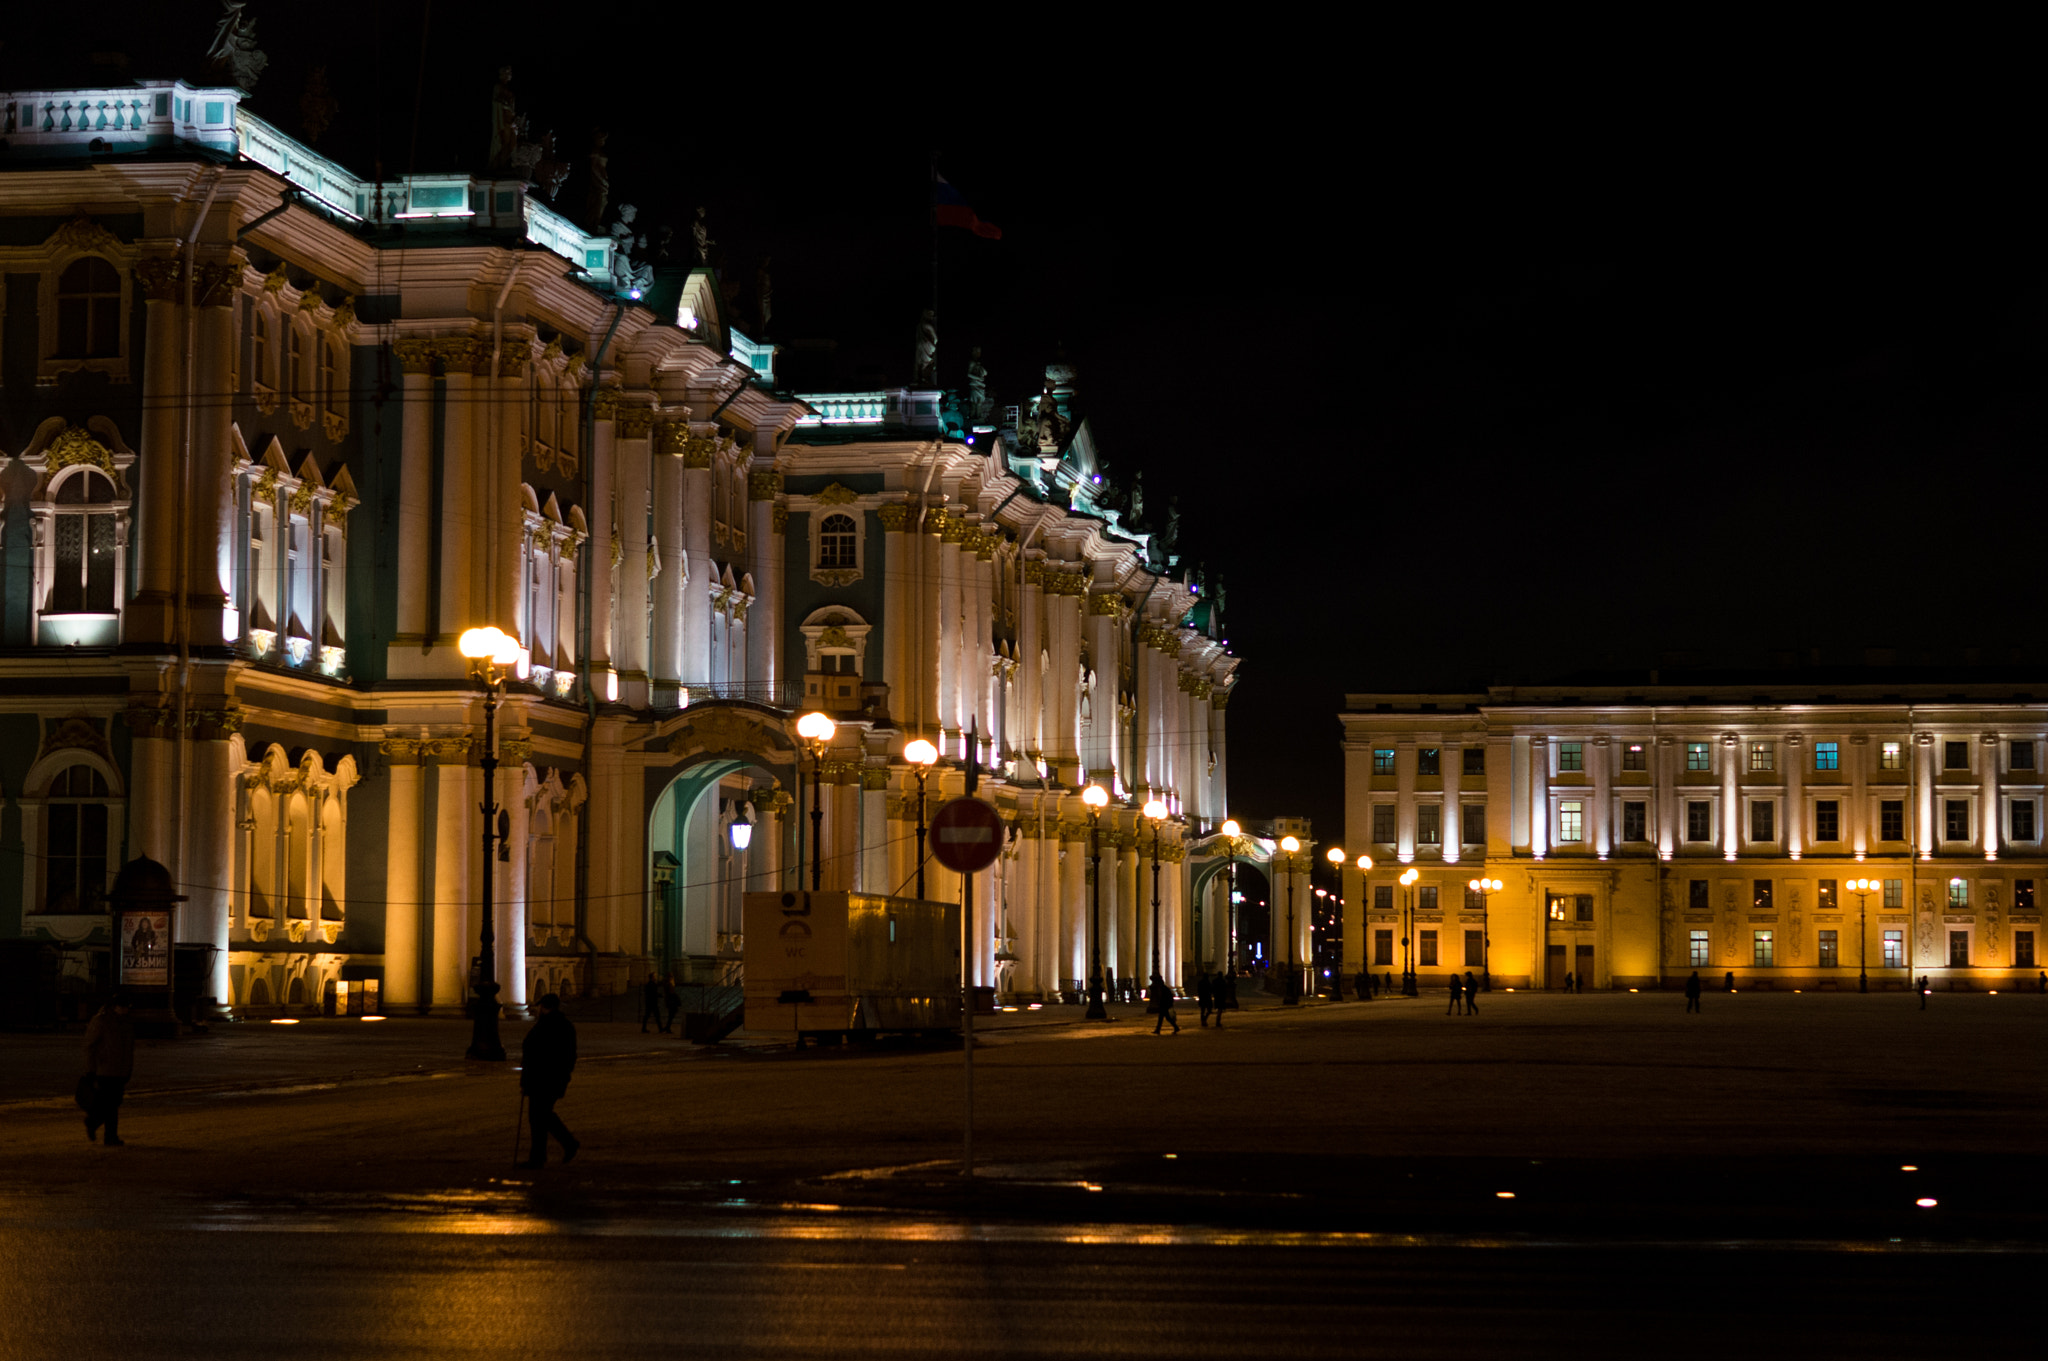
288, 327, 305, 399
252, 309, 270, 390
50, 470, 119, 613
45, 764, 113, 913
57, 257, 121, 358
818, 514, 857, 569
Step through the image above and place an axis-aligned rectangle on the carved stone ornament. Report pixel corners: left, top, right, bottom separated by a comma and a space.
618, 407, 655, 439
134, 256, 181, 303
668, 710, 774, 759
683, 437, 716, 469
45, 427, 117, 477
289, 483, 315, 516
322, 411, 348, 442
499, 736, 535, 766
814, 482, 859, 506
772, 505, 789, 534
876, 502, 909, 531
392, 339, 436, 374
655, 420, 690, 456
380, 736, 423, 762
590, 387, 621, 420
748, 470, 783, 501
432, 336, 488, 375
49, 215, 125, 257
38, 716, 114, 768
263, 263, 290, 293
813, 568, 859, 589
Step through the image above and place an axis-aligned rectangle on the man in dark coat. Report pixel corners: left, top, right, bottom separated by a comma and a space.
640, 974, 661, 1033
1463, 970, 1480, 1015
660, 975, 681, 1034
1195, 971, 1213, 1027
83, 993, 137, 1146
519, 993, 580, 1167
1147, 974, 1179, 1035
1684, 970, 1703, 1013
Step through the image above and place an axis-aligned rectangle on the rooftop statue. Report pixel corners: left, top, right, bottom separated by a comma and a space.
531, 130, 570, 201
609, 204, 654, 296
584, 128, 610, 229
756, 256, 773, 331
1033, 383, 1066, 454
206, 0, 269, 91
489, 67, 518, 170
913, 310, 938, 387
692, 206, 715, 266
966, 346, 989, 420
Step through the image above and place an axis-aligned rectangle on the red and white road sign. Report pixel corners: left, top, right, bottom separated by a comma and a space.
929, 796, 1004, 874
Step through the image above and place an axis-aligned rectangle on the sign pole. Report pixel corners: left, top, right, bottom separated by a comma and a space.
963, 718, 978, 1180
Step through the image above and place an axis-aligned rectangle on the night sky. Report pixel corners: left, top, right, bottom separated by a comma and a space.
6, 13, 2038, 848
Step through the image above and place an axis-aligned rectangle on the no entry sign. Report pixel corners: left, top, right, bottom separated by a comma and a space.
929, 796, 1005, 874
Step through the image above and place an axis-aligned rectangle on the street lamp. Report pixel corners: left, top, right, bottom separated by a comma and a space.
1221, 819, 1242, 976
1280, 834, 1302, 1005
1326, 845, 1347, 999
457, 624, 523, 1062
904, 738, 939, 899
1083, 784, 1110, 1020
1466, 876, 1502, 990
796, 711, 836, 891
1399, 867, 1420, 996
1143, 798, 1168, 986
1848, 877, 1878, 993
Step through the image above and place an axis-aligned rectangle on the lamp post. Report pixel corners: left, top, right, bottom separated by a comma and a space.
1083, 784, 1110, 1019
905, 738, 939, 899
725, 803, 752, 951
1280, 834, 1301, 1005
1848, 877, 1877, 993
1355, 852, 1374, 990
1221, 819, 1242, 976
1399, 867, 1420, 996
796, 711, 836, 891
1466, 876, 1502, 990
457, 625, 523, 1062
1325, 845, 1348, 998
1144, 798, 1167, 985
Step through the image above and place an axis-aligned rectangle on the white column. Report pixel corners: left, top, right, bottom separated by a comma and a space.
501, 758, 530, 1010
586, 405, 616, 683
1048, 582, 1082, 784
1592, 736, 1612, 858
1017, 566, 1044, 765
440, 362, 475, 644
1442, 741, 1463, 863
936, 522, 962, 751
1982, 732, 2001, 858
747, 471, 781, 691
188, 714, 236, 1004
1916, 732, 1936, 858
1723, 733, 1741, 861
432, 740, 472, 1009
1529, 735, 1549, 858
383, 739, 422, 1007
615, 418, 652, 704
681, 432, 713, 689
1785, 733, 1805, 859
651, 443, 684, 698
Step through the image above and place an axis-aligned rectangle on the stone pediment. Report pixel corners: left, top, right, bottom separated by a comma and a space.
662, 707, 793, 760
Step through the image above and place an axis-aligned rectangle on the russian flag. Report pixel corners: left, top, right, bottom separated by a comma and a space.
934, 174, 1002, 240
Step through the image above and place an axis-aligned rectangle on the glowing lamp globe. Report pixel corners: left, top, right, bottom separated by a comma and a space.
1082, 784, 1109, 810
796, 711, 836, 743
1220, 819, 1241, 839
458, 626, 519, 666
1400, 868, 1419, 886
1356, 853, 1372, 871
904, 738, 939, 767
728, 809, 753, 851
1280, 835, 1300, 853
1143, 798, 1167, 821
1326, 846, 1346, 865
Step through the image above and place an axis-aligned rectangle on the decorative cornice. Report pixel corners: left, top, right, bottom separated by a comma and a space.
814, 481, 860, 505
432, 336, 488, 375
49, 215, 124, 257
45, 426, 116, 477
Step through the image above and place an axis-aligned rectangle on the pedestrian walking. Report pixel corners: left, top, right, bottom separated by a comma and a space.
660, 975, 680, 1034
82, 992, 137, 1146
1383, 971, 1394, 996
519, 993, 580, 1168
2039, 970, 2046, 994
1464, 971, 1479, 1015
1447, 972, 1463, 1015
1196, 971, 1213, 1027
1684, 970, 1702, 1013
1148, 973, 1180, 1035
639, 974, 661, 1033
1216, 970, 1231, 1028
1919, 974, 1930, 1011
1724, 971, 1735, 993
1563, 971, 1575, 994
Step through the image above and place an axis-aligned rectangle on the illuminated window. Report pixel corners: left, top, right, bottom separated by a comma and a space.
1948, 879, 1969, 909
1945, 800, 1970, 842
1687, 801, 1712, 842
1464, 930, 1484, 967
1622, 743, 1647, 771
43, 763, 113, 912
1419, 930, 1438, 967
1883, 879, 1903, 909
1462, 804, 1486, 844
1880, 800, 1904, 841
1462, 747, 1485, 775
1689, 880, 1709, 911
1372, 748, 1395, 774
2013, 801, 2036, 842
2018, 880, 2036, 911
1687, 743, 1710, 771
1818, 879, 1837, 910
817, 514, 857, 569
2013, 741, 2036, 771
1417, 748, 1440, 776
1750, 800, 1775, 842
1948, 931, 1969, 967
1750, 742, 1774, 772
1373, 929, 1392, 965
57, 257, 122, 357
1815, 800, 1839, 842
1814, 741, 1839, 771
1416, 804, 1441, 846
1373, 885, 1393, 911
1557, 742, 1583, 773
1945, 741, 1969, 771
1753, 880, 1774, 911
1882, 930, 1904, 968
1689, 930, 1711, 966
2018, 931, 2036, 969
1622, 801, 1646, 841
1818, 930, 1838, 968
1880, 741, 1904, 770
1371, 804, 1395, 843
1557, 801, 1583, 842
1753, 930, 1774, 967
1548, 892, 1568, 921
1418, 886, 1438, 912
48, 469, 120, 614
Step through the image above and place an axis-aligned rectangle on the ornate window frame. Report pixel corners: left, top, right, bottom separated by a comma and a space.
17, 730, 126, 925
799, 605, 871, 674
20, 217, 138, 386
802, 482, 868, 587
17, 418, 136, 646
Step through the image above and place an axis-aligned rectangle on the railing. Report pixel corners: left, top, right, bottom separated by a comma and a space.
2, 81, 239, 153
678, 680, 806, 711
797, 392, 888, 425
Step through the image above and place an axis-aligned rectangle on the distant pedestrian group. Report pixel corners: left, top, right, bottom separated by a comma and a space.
1446, 971, 1480, 1016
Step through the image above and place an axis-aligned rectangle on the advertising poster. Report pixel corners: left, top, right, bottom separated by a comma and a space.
118, 910, 171, 988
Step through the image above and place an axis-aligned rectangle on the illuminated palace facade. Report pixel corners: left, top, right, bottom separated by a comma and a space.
0, 78, 1244, 1013
1341, 679, 2048, 991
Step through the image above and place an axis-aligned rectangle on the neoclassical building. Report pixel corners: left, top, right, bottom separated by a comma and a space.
1341, 676, 2048, 991
0, 76, 1255, 1015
